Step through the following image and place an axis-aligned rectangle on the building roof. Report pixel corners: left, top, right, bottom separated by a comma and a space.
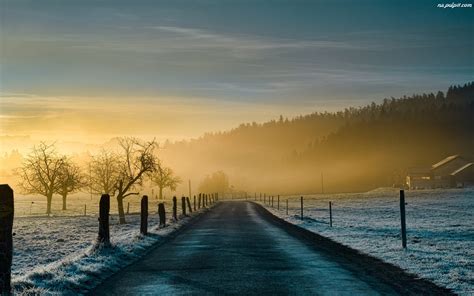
451, 163, 473, 176
432, 155, 461, 170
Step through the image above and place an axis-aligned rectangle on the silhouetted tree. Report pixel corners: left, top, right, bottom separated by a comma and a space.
55, 158, 85, 210
150, 161, 181, 200
115, 137, 158, 224
16, 142, 64, 215
89, 149, 120, 195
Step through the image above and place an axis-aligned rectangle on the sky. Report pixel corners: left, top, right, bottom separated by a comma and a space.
1, 0, 473, 147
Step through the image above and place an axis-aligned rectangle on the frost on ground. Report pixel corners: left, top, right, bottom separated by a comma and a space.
12, 208, 207, 295
259, 188, 474, 295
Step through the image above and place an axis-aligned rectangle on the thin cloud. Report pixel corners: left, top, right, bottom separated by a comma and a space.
148, 25, 362, 52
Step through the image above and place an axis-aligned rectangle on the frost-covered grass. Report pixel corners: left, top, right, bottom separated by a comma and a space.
258, 188, 474, 295
12, 205, 208, 295
14, 191, 171, 217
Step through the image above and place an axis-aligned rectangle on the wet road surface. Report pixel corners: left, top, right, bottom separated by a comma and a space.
92, 201, 398, 295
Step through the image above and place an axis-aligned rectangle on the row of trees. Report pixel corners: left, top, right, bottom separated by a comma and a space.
16, 137, 181, 224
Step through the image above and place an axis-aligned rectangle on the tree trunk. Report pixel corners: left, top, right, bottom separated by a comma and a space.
117, 195, 126, 224
46, 193, 53, 216
62, 193, 68, 211
159, 187, 163, 200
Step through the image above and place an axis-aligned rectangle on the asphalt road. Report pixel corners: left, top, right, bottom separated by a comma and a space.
92, 201, 400, 295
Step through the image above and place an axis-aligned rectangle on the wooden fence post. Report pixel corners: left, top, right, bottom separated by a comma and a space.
193, 195, 196, 211
286, 199, 289, 215
300, 196, 303, 220
329, 201, 332, 227
84, 204, 87, 216
400, 190, 407, 249
126, 202, 130, 214
181, 196, 186, 216
158, 203, 166, 227
0, 185, 14, 295
98, 194, 110, 245
140, 195, 148, 235
198, 193, 201, 209
186, 197, 193, 213
277, 195, 280, 210
271, 196, 274, 207
216, 192, 219, 201
173, 196, 177, 220
264, 193, 266, 204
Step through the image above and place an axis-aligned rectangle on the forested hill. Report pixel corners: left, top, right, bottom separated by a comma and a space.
162, 82, 474, 194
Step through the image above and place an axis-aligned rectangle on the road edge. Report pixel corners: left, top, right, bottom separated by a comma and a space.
250, 201, 455, 296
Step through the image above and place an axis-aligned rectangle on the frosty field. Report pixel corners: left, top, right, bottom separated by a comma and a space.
10, 192, 201, 295
259, 188, 474, 295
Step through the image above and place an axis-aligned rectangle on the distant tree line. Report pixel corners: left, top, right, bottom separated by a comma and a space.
162, 82, 474, 193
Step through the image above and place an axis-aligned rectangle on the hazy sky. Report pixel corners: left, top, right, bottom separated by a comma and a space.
1, 0, 473, 144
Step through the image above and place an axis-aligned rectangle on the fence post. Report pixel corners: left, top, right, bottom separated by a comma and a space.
0, 184, 14, 295
173, 196, 177, 220
216, 192, 218, 201
158, 203, 166, 227
181, 196, 186, 216
98, 194, 110, 245
126, 202, 130, 214
400, 190, 407, 249
186, 197, 193, 213
300, 196, 303, 220
329, 201, 332, 227
140, 195, 148, 235
198, 193, 201, 209
193, 195, 196, 211
286, 199, 289, 215
277, 195, 280, 210
84, 204, 87, 216
271, 196, 274, 207
264, 193, 266, 204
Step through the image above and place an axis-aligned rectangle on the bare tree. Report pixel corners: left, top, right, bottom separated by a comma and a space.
55, 158, 85, 210
16, 142, 65, 215
115, 137, 158, 224
89, 149, 120, 195
150, 161, 181, 200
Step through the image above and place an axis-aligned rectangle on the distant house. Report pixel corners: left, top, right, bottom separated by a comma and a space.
405, 167, 432, 189
406, 155, 474, 189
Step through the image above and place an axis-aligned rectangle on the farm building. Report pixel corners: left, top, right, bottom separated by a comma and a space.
406, 155, 474, 189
